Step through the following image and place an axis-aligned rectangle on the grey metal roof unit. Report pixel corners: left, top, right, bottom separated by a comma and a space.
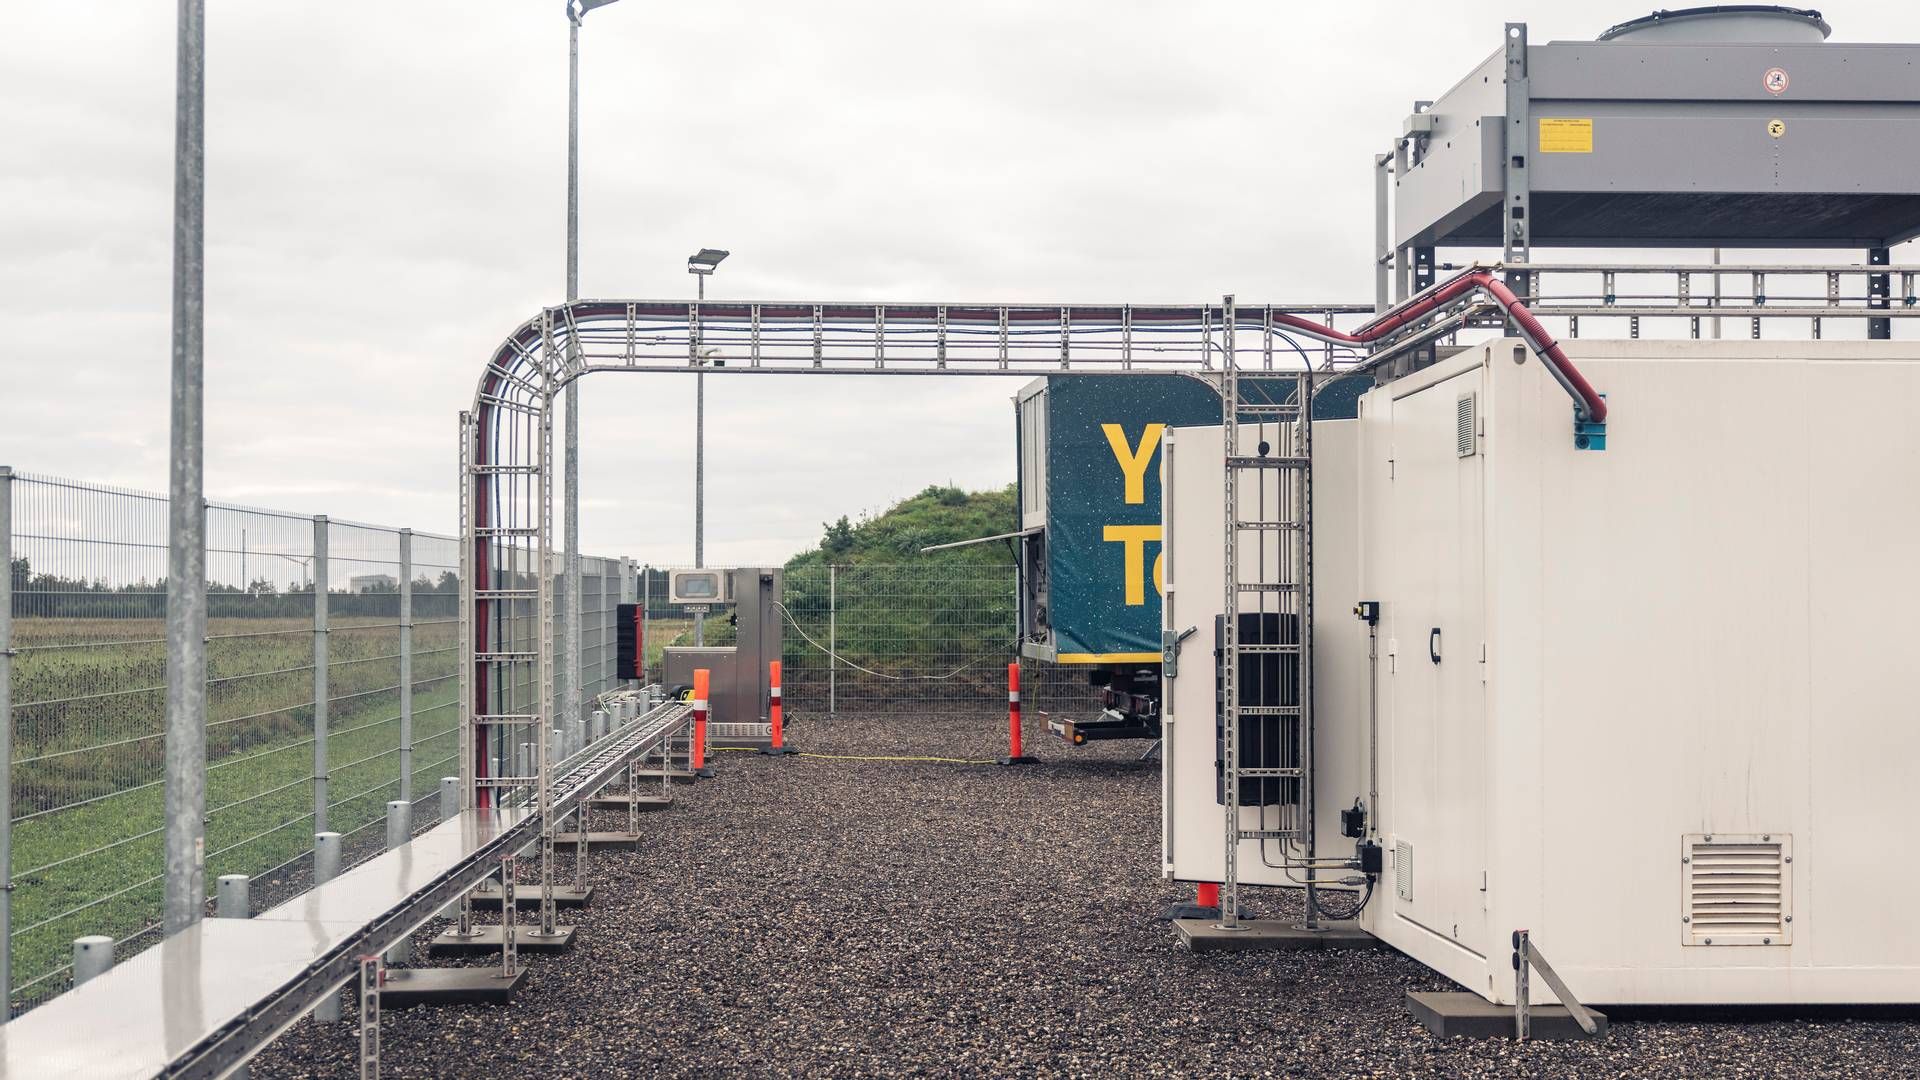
1389, 7, 1920, 255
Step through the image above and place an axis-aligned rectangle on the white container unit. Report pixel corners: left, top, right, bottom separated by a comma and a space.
1162, 338, 1920, 1006
1362, 337, 1920, 1006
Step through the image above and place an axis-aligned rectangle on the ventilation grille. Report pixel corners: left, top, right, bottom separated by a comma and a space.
1456, 392, 1477, 457
1395, 839, 1414, 901
1683, 834, 1791, 946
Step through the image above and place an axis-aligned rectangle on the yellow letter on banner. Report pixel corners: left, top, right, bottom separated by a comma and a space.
1103, 524, 1162, 605
1101, 423, 1165, 505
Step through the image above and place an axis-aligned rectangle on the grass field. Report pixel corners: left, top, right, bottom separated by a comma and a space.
7, 614, 461, 1006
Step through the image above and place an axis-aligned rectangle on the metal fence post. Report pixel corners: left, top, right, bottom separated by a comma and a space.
314, 832, 342, 1021
313, 516, 330, 834
829, 563, 837, 717
398, 529, 413, 805
0, 465, 11, 1006
440, 777, 458, 823
383, 802, 411, 965
0, 466, 12, 1010
641, 565, 651, 685
163, 0, 208, 946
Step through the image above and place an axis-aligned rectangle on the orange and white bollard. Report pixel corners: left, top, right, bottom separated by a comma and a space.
1001, 661, 1035, 766
762, 660, 794, 756
691, 667, 713, 778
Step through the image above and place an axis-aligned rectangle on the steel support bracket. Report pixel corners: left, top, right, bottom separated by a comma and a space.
1574, 394, 1607, 451
1161, 625, 1197, 677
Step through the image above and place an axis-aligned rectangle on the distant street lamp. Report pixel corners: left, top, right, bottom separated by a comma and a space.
561, 0, 626, 737
687, 248, 729, 645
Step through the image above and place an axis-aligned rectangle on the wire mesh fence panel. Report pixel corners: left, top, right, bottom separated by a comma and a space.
580, 556, 616, 703
315, 522, 405, 868
633, 562, 1100, 721
664, 562, 1100, 722
408, 534, 461, 824
2, 470, 603, 1014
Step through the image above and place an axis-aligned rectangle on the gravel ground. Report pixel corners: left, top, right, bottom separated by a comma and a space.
251, 709, 1918, 1078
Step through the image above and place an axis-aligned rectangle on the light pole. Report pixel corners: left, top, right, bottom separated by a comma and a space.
564, 0, 623, 730
687, 248, 728, 646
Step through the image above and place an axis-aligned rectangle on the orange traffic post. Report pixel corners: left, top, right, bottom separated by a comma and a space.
691, 667, 713, 778
1161, 881, 1223, 922
762, 660, 794, 756
1000, 661, 1035, 766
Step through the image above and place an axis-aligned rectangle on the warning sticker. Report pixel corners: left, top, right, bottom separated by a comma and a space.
1538, 118, 1593, 153
1767, 118, 1786, 138
1764, 67, 1789, 95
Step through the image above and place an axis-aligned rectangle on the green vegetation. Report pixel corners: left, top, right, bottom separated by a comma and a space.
788, 483, 1016, 570
777, 485, 1019, 692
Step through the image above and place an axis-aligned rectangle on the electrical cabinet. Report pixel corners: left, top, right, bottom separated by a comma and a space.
1352, 338, 1920, 1005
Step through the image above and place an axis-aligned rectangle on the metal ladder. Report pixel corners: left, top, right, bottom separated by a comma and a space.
1218, 295, 1315, 929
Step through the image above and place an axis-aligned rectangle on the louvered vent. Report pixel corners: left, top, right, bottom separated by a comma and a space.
1395, 839, 1414, 901
1456, 392, 1477, 457
1683, 834, 1791, 946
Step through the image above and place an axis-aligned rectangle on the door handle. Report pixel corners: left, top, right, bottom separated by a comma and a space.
1429, 627, 1442, 664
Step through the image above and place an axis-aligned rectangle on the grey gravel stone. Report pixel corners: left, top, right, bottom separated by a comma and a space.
249, 708, 1920, 1078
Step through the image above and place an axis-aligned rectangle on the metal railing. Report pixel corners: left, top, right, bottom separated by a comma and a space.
0, 469, 627, 1014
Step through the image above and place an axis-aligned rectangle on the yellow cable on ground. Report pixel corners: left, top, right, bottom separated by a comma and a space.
706, 745, 1001, 765
796, 752, 999, 765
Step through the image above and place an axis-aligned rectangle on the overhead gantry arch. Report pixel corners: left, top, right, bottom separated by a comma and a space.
454, 275, 1599, 932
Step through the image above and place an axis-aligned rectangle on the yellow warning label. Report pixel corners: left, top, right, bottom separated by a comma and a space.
1538, 117, 1594, 153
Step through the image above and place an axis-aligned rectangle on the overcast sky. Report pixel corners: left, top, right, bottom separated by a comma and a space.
6, 1, 1918, 567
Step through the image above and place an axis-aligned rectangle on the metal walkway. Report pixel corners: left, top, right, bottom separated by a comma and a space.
0, 699, 691, 1080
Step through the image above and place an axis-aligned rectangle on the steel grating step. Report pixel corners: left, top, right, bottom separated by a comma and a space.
1235, 829, 1302, 840
1227, 455, 1309, 469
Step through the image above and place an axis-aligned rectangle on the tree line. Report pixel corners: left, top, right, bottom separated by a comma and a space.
8, 558, 459, 619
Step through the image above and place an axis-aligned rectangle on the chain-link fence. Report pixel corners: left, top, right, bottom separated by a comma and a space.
0, 470, 623, 1014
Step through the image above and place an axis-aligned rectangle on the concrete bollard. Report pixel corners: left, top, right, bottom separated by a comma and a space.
440, 776, 459, 822
566, 716, 585, 758
217, 874, 250, 920
384, 801, 412, 964
592, 709, 608, 743
72, 935, 113, 987
314, 832, 343, 1020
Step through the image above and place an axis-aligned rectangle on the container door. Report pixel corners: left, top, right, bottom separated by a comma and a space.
1386, 367, 1488, 958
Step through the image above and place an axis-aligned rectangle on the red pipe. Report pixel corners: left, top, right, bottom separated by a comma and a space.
1268, 269, 1607, 424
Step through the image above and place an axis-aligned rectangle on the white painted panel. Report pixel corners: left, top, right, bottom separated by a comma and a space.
1161, 421, 1363, 889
